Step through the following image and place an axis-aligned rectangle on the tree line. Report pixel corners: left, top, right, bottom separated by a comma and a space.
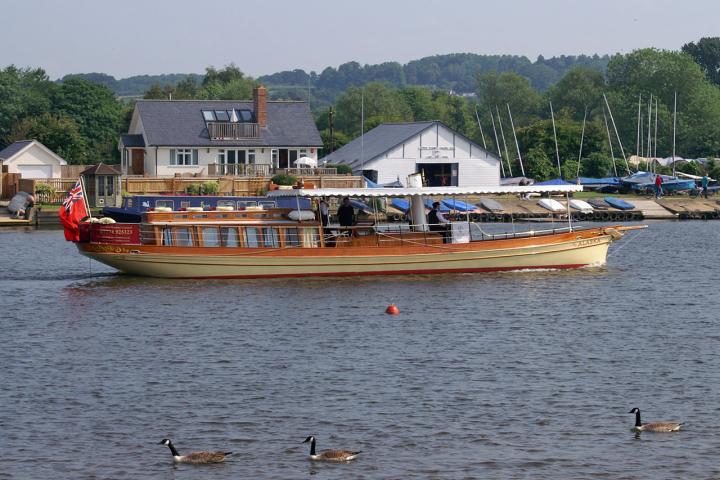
2, 39, 720, 181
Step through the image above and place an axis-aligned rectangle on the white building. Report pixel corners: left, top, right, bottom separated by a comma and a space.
118, 85, 323, 176
0, 139, 67, 178
320, 121, 500, 187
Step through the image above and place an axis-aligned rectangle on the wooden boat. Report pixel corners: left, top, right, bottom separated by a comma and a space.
73, 186, 643, 279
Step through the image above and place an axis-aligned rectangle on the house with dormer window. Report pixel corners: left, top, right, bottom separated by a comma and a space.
118, 85, 323, 176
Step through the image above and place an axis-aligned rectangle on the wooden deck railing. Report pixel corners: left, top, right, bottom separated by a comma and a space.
207, 122, 260, 139
207, 164, 271, 176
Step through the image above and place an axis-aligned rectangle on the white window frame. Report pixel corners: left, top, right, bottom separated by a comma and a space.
248, 149, 256, 164
271, 149, 279, 168
217, 149, 226, 164
174, 148, 195, 166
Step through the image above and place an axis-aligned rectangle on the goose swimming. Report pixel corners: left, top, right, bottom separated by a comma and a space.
158, 438, 232, 464
302, 435, 361, 462
629, 408, 683, 432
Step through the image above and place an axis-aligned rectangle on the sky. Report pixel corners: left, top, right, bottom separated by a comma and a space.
2, 0, 717, 80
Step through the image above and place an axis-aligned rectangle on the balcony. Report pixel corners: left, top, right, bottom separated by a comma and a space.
207, 164, 271, 176
207, 122, 260, 140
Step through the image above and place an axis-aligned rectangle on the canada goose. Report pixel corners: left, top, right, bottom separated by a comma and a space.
629, 408, 683, 432
158, 438, 232, 464
302, 435, 361, 462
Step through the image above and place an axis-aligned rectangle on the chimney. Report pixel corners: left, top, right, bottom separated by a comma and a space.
254, 85, 267, 127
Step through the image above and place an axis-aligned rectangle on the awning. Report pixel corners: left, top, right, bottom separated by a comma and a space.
267, 185, 583, 198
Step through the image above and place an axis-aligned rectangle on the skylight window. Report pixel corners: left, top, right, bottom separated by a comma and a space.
214, 110, 230, 122
202, 110, 215, 121
238, 109, 253, 122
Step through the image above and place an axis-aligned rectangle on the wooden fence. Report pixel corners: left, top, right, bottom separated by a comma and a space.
2, 174, 364, 203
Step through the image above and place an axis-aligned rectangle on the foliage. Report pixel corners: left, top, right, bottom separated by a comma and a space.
202, 181, 219, 195
706, 158, 720, 179
0, 66, 55, 144
682, 37, 720, 85
334, 83, 413, 137
271, 173, 297, 185
476, 71, 542, 124
525, 147, 556, 182
325, 163, 353, 175
7, 113, 88, 162
34, 182, 56, 197
185, 184, 200, 195
547, 67, 606, 121
675, 161, 703, 176
581, 153, 617, 178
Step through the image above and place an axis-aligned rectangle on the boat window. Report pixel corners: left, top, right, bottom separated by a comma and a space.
284, 228, 301, 247
202, 227, 220, 247
126, 198, 133, 208
180, 201, 190, 209
156, 200, 174, 209
237, 201, 258, 209
302, 228, 319, 247
263, 227, 279, 247
217, 200, 235, 208
162, 228, 173, 245
175, 228, 193, 247
244, 227, 260, 248
259, 201, 276, 209
220, 227, 239, 247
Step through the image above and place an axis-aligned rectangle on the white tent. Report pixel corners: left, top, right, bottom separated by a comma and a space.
294, 156, 317, 168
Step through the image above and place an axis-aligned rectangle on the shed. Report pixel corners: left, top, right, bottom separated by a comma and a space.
82, 163, 122, 208
0, 140, 67, 178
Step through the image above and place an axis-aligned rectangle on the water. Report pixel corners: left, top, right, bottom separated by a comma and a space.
1, 222, 719, 479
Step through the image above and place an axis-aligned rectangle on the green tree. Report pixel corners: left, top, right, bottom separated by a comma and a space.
581, 152, 617, 177
682, 37, 720, 85
547, 67, 606, 121
526, 146, 555, 181
0, 66, 56, 145
334, 83, 413, 137
52, 77, 124, 161
8, 113, 88, 163
476, 71, 541, 124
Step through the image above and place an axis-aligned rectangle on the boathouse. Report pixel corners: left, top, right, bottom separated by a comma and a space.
118, 85, 323, 176
319, 121, 500, 187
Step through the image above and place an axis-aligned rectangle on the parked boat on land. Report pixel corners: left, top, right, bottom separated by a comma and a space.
68, 183, 642, 279
604, 197, 635, 210
538, 198, 566, 213
569, 199, 594, 214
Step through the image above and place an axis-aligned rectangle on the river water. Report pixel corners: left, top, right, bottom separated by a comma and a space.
1, 221, 719, 479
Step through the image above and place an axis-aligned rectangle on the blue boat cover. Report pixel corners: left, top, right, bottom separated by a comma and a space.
350, 199, 372, 213
587, 198, 611, 209
604, 197, 635, 210
578, 177, 621, 186
441, 199, 478, 211
534, 178, 576, 186
391, 198, 410, 212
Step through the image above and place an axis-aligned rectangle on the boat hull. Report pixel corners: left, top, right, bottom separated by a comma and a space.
77, 230, 614, 279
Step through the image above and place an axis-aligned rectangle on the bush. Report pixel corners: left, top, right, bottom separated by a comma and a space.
34, 182, 56, 203
326, 163, 353, 175
271, 173, 297, 186
202, 181, 219, 195
185, 184, 201, 195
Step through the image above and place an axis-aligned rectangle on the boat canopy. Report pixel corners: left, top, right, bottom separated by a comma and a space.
267, 185, 583, 199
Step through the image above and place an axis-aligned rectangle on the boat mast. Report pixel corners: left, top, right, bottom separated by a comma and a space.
474, 107, 488, 149
360, 88, 364, 175
646, 94, 653, 172
653, 97, 658, 159
549, 101, 562, 178
636, 94, 642, 159
507, 103, 525, 176
490, 112, 509, 177
576, 105, 588, 179
672, 91, 677, 177
603, 107, 619, 177
603, 93, 631, 175
496, 106, 513, 177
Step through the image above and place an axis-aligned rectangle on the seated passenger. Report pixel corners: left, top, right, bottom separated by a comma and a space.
427, 201, 450, 243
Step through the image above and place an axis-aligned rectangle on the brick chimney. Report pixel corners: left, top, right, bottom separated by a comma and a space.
253, 85, 267, 127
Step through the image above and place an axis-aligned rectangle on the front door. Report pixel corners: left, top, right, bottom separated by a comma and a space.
131, 150, 145, 175
279, 149, 289, 169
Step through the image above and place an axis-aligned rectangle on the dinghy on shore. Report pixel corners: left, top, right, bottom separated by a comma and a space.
538, 198, 566, 213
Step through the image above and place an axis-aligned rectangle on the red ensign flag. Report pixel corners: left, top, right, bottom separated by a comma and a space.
58, 179, 89, 241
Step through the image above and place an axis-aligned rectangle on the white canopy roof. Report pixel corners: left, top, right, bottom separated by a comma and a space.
268, 185, 583, 198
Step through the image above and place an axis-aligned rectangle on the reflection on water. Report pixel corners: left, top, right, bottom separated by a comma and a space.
1, 222, 719, 479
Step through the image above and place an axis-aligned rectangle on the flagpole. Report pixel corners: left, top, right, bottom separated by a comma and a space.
80, 175, 92, 218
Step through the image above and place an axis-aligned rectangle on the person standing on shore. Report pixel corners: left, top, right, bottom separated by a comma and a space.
701, 173, 709, 198
655, 174, 663, 198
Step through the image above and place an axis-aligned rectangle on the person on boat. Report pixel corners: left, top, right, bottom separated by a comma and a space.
654, 174, 663, 198
701, 173, 709, 198
318, 198, 329, 227
336, 197, 356, 235
427, 201, 450, 243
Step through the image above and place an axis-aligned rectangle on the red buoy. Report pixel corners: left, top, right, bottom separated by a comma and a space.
385, 304, 400, 315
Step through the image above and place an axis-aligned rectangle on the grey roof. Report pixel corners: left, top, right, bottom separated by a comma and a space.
120, 134, 145, 148
0, 140, 34, 160
134, 100, 323, 148
81, 163, 122, 176
322, 121, 499, 171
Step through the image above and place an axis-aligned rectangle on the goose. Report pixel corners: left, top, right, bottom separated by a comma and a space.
629, 408, 683, 432
302, 435, 361, 462
158, 438, 232, 464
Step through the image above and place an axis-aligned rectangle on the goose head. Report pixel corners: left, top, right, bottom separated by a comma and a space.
628, 408, 640, 414
159, 438, 172, 446
302, 436, 315, 444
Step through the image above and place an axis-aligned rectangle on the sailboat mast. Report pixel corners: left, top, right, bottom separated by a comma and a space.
636, 94, 642, 158
507, 104, 525, 176
489, 112, 508, 177
360, 88, 364, 174
474, 107, 488, 149
603, 107, 618, 177
672, 91, 677, 177
603, 93, 631, 175
496, 106, 513, 177
576, 105, 588, 179
653, 97, 658, 158
549, 101, 562, 178
646, 94, 653, 172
